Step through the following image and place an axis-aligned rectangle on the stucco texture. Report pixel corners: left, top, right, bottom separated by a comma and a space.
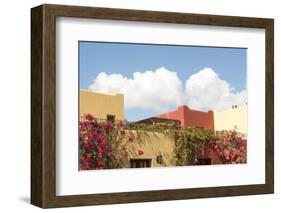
214, 106, 247, 135
80, 90, 124, 120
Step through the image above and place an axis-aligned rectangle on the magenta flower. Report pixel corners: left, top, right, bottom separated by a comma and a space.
236, 157, 241, 163
106, 148, 112, 154
84, 155, 92, 163
223, 140, 229, 146
91, 130, 98, 138
82, 165, 91, 170
85, 142, 92, 150
103, 122, 113, 130
223, 149, 230, 158
97, 159, 105, 168
80, 122, 86, 129
84, 113, 94, 121
85, 121, 93, 128
86, 135, 92, 144
97, 136, 105, 146
138, 150, 144, 155
79, 113, 132, 170
236, 149, 241, 155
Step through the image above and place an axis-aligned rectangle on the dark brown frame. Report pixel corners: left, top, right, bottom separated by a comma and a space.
31, 4, 274, 208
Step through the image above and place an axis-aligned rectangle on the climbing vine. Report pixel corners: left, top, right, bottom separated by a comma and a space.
79, 114, 137, 170
174, 127, 215, 166
80, 113, 247, 170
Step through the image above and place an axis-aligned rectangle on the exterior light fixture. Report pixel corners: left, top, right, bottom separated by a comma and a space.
194, 154, 198, 165
156, 152, 163, 164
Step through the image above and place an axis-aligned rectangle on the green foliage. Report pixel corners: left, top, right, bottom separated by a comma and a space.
80, 114, 246, 170
125, 122, 181, 132
174, 127, 215, 166
125, 122, 180, 144
80, 115, 137, 170
125, 123, 216, 166
126, 124, 216, 166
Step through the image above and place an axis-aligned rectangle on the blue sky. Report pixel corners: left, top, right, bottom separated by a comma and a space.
79, 41, 247, 121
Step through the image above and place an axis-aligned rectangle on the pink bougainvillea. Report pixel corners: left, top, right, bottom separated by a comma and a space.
79, 114, 132, 170
213, 129, 247, 164
84, 113, 94, 121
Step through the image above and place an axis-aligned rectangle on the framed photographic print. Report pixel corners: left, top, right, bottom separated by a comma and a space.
31, 4, 274, 208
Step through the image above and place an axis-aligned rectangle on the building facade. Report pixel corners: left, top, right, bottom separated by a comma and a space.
80, 90, 246, 168
80, 90, 124, 122
214, 105, 247, 135
125, 131, 224, 168
126, 132, 176, 168
156, 105, 214, 130
154, 104, 247, 135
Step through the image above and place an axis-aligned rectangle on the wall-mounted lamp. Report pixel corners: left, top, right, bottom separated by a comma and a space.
194, 154, 198, 165
156, 152, 163, 164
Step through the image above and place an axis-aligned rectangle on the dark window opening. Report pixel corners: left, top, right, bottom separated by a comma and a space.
107, 114, 115, 123
197, 158, 212, 165
130, 159, 152, 168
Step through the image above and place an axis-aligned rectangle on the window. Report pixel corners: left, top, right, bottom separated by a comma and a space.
130, 159, 152, 168
106, 114, 115, 123
197, 158, 212, 165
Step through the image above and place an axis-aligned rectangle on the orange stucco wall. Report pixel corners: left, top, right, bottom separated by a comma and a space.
156, 105, 214, 130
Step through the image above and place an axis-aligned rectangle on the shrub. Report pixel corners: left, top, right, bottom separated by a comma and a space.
174, 127, 215, 166
213, 128, 247, 164
79, 114, 130, 170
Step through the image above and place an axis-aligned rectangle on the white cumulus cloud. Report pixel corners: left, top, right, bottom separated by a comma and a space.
88, 67, 247, 112
88, 67, 184, 111
185, 67, 247, 111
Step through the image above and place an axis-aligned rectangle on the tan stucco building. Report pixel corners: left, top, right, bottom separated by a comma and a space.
128, 105, 248, 168
80, 90, 124, 121
214, 105, 247, 135
126, 132, 176, 168
80, 89, 247, 168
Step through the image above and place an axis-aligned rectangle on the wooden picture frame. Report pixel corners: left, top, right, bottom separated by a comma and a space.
31, 4, 274, 208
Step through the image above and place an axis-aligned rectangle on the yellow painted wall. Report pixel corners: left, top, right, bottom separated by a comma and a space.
80, 90, 124, 120
214, 106, 247, 135
126, 131, 176, 168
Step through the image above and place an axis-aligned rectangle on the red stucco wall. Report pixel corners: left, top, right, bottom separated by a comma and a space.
208, 148, 223, 164
156, 105, 214, 130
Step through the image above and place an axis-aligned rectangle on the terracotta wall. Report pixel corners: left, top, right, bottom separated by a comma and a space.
156, 105, 214, 130
208, 148, 223, 164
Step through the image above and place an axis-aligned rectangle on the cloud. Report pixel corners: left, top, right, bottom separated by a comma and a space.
88, 67, 184, 111
185, 67, 247, 111
88, 67, 247, 112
